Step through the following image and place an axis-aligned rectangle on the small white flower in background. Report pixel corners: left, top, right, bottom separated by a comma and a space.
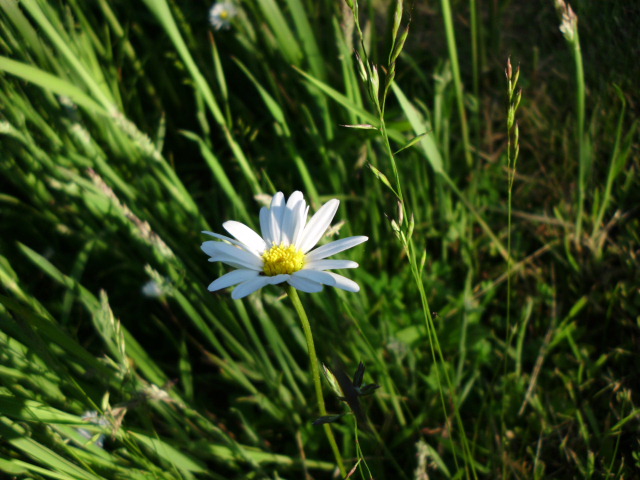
142, 266, 173, 299
201, 191, 368, 299
209, 1, 237, 31
77, 411, 109, 448
141, 279, 163, 298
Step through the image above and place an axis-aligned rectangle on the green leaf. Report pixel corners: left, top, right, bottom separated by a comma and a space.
312, 414, 345, 426
394, 131, 430, 155
367, 164, 397, 195
391, 82, 443, 173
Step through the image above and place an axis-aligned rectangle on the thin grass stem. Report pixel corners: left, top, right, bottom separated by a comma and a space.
379, 105, 477, 480
440, 0, 473, 168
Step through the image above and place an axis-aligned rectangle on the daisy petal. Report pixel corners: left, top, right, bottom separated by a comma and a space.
303, 259, 359, 270
305, 236, 369, 261
207, 254, 260, 270
268, 192, 286, 244
291, 204, 309, 247
231, 273, 290, 299
298, 199, 340, 253
293, 269, 336, 286
209, 257, 260, 270
287, 274, 324, 293
223, 221, 267, 254
231, 276, 272, 299
259, 207, 272, 245
267, 273, 291, 284
324, 272, 360, 292
208, 269, 259, 292
202, 231, 243, 247
201, 242, 263, 270
281, 191, 305, 245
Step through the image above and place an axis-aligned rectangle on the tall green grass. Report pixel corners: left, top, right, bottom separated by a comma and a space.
1, 0, 638, 478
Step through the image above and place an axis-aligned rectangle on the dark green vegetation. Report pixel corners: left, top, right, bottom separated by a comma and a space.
1, 0, 638, 478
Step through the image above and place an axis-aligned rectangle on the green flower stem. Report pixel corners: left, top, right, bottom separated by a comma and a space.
286, 286, 345, 476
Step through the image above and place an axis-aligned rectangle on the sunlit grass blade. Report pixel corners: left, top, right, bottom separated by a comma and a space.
253, 0, 303, 65
439, 0, 473, 168
0, 56, 107, 114
391, 83, 443, 173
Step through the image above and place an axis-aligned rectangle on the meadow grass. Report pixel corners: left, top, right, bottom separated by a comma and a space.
1, 0, 638, 478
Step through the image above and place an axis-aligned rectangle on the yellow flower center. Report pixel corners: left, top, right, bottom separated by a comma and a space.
262, 243, 305, 276
220, 10, 229, 19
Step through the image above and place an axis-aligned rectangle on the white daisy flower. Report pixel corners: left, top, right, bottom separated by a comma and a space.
209, 1, 237, 31
201, 191, 368, 299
